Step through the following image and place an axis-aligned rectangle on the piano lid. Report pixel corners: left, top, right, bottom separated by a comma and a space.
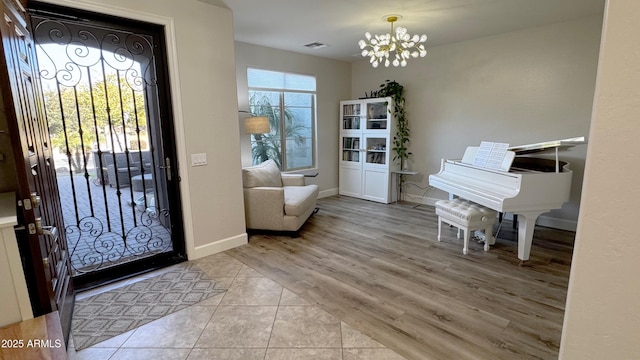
508, 136, 586, 155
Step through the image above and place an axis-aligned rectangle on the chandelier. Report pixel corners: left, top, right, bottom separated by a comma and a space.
358, 15, 427, 68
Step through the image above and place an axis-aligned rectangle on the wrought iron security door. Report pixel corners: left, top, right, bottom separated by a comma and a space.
30, 5, 185, 286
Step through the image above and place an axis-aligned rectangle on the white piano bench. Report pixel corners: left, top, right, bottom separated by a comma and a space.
435, 199, 497, 255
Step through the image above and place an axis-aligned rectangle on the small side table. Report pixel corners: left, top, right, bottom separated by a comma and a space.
296, 169, 319, 177
391, 170, 420, 203
296, 169, 319, 213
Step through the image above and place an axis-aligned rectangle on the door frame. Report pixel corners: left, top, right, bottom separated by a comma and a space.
28, 0, 189, 288
39, 0, 197, 259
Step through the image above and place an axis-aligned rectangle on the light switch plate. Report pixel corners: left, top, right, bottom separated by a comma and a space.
191, 153, 207, 166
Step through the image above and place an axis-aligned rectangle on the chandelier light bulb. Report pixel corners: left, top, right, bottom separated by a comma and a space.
358, 15, 428, 68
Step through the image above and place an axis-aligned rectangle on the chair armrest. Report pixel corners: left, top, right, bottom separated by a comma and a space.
243, 187, 286, 229
281, 174, 305, 186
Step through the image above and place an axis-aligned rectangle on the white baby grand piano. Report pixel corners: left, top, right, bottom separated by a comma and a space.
428, 137, 585, 261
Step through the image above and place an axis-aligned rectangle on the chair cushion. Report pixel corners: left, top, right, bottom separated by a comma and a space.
283, 185, 318, 216
242, 159, 282, 188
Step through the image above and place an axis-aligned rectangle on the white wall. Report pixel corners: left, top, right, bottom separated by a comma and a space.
352, 16, 603, 230
235, 42, 351, 197
560, 0, 640, 358
42, 0, 248, 258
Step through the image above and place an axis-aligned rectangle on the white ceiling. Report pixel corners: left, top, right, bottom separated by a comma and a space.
200, 0, 605, 63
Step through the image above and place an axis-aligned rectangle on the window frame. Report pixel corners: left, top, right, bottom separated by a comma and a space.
247, 68, 317, 172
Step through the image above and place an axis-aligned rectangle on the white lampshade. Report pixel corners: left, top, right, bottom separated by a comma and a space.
244, 116, 270, 134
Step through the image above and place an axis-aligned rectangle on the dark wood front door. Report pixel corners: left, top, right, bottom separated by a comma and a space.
0, 0, 74, 343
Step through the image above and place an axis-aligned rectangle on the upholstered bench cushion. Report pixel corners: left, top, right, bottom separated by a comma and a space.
284, 185, 319, 216
435, 198, 497, 254
435, 199, 496, 223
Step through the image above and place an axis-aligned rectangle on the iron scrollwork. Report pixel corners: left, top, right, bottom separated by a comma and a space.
32, 15, 173, 275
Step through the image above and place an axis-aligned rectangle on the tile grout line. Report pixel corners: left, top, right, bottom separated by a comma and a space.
183, 295, 220, 359
262, 285, 285, 360
187, 259, 241, 356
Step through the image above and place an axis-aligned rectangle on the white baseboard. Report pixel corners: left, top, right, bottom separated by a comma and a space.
537, 215, 577, 232
319, 187, 338, 199
403, 194, 577, 232
403, 193, 440, 206
188, 233, 247, 260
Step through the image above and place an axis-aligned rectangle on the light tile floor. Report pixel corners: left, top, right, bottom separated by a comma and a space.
67, 252, 407, 360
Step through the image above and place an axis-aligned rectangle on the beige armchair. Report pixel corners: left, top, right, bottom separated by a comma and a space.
242, 160, 319, 232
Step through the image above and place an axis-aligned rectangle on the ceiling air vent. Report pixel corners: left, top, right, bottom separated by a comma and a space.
304, 42, 328, 49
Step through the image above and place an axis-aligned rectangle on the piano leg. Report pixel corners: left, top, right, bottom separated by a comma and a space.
516, 211, 544, 262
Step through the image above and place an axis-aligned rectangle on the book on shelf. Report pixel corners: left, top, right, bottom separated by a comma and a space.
343, 150, 360, 162
343, 117, 361, 130
343, 104, 361, 116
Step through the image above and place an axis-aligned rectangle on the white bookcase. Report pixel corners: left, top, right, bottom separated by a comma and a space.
339, 97, 398, 203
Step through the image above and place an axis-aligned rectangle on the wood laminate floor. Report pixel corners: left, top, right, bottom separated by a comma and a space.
227, 196, 574, 360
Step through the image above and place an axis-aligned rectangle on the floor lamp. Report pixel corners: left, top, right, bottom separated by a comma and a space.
243, 115, 271, 164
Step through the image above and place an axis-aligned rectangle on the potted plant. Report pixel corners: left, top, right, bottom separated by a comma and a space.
369, 80, 411, 171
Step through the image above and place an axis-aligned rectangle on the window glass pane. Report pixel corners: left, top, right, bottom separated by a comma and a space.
248, 68, 283, 89
248, 90, 280, 134
285, 105, 313, 170
284, 92, 313, 107
249, 90, 279, 105
284, 73, 315, 91
248, 90, 281, 166
285, 136, 312, 170
248, 68, 315, 91
248, 68, 316, 171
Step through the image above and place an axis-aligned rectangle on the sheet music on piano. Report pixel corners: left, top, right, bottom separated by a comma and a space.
459, 141, 515, 172
472, 142, 510, 170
